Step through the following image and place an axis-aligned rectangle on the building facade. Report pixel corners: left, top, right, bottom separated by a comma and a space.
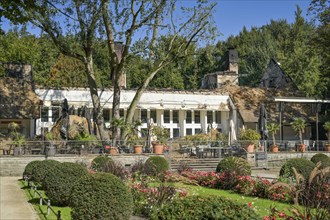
35, 89, 235, 139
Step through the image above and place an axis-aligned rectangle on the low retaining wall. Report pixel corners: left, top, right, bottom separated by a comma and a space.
248, 151, 330, 168
0, 154, 151, 176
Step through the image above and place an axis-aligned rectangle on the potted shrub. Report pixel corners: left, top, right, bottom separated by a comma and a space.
8, 122, 26, 156
267, 122, 280, 153
238, 128, 261, 153
323, 121, 330, 151
151, 125, 169, 154
290, 117, 307, 152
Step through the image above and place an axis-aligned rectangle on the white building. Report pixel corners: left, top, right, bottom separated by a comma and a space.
35, 88, 235, 139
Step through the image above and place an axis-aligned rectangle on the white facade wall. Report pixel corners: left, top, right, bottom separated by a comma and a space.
35, 89, 231, 138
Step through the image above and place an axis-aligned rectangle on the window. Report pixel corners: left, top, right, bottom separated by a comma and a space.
103, 109, 110, 122
194, 111, 200, 123
173, 110, 179, 123
41, 107, 49, 122
186, 128, 192, 135
119, 109, 124, 117
215, 111, 221, 124
51, 107, 60, 122
141, 109, 147, 123
207, 111, 213, 124
195, 128, 201, 134
173, 128, 180, 138
186, 111, 192, 124
150, 110, 157, 123
164, 110, 170, 123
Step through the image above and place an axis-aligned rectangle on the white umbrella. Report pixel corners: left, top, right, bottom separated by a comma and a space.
228, 120, 237, 146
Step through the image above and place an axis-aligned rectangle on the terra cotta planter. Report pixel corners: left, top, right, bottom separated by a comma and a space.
244, 144, 255, 153
270, 145, 279, 153
152, 143, 163, 154
134, 145, 143, 154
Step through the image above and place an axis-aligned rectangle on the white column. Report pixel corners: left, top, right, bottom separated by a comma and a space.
179, 110, 186, 137
158, 109, 163, 126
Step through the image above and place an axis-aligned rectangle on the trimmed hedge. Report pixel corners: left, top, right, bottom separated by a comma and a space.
150, 195, 260, 220
216, 156, 251, 176
145, 156, 169, 176
90, 156, 113, 172
23, 160, 43, 179
70, 173, 133, 220
280, 158, 316, 179
31, 160, 61, 185
311, 153, 330, 168
43, 162, 88, 206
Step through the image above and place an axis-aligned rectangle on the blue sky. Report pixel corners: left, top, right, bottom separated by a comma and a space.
215, 0, 311, 40
1, 0, 312, 42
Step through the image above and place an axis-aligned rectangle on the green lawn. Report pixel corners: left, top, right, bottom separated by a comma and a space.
19, 180, 72, 220
171, 182, 298, 217
19, 179, 299, 219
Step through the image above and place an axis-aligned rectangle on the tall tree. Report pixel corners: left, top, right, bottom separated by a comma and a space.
1, 0, 110, 142
101, 0, 216, 142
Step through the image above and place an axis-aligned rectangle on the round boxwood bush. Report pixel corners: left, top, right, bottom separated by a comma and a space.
216, 156, 251, 176
280, 158, 316, 179
150, 195, 260, 220
90, 156, 113, 172
145, 156, 169, 176
70, 173, 133, 220
311, 153, 330, 168
23, 160, 43, 179
43, 162, 88, 206
31, 160, 61, 185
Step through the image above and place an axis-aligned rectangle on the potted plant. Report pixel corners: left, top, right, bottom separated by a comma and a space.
267, 122, 280, 153
8, 122, 26, 156
323, 121, 330, 151
151, 125, 169, 154
238, 128, 261, 153
290, 117, 307, 152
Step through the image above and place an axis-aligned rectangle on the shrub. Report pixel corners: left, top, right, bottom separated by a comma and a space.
311, 153, 330, 168
280, 158, 316, 180
90, 156, 113, 172
102, 160, 129, 180
43, 162, 88, 206
149, 195, 260, 220
23, 160, 43, 179
31, 160, 61, 185
70, 173, 133, 220
145, 156, 169, 176
216, 156, 251, 176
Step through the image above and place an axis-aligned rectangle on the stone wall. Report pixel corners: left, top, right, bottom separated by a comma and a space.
247, 151, 330, 168
0, 154, 151, 176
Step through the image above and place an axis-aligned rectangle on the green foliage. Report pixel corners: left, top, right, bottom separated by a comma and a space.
149, 195, 260, 220
311, 153, 330, 168
151, 126, 169, 145
43, 162, 88, 206
323, 121, 330, 142
70, 173, 133, 220
90, 156, 113, 172
216, 156, 252, 176
290, 117, 306, 144
267, 122, 280, 146
280, 158, 316, 180
145, 156, 169, 176
23, 160, 43, 179
238, 128, 261, 145
31, 160, 61, 185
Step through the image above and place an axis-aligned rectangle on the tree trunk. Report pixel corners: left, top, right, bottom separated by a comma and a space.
84, 55, 110, 143
125, 64, 167, 125
111, 69, 123, 146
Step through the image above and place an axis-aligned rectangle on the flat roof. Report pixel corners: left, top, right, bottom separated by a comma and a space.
274, 97, 330, 103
